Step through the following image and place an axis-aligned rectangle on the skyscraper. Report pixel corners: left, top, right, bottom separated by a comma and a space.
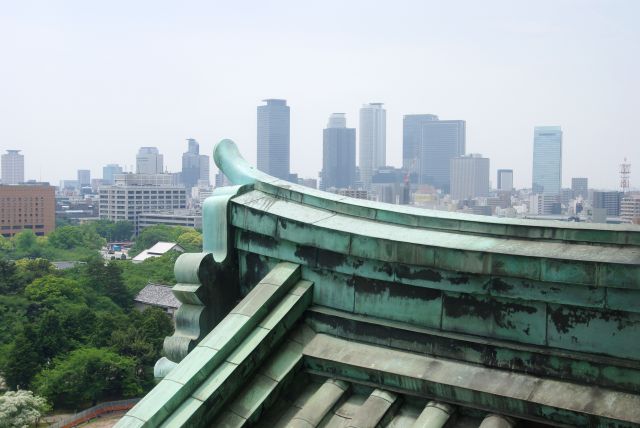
571, 177, 588, 199
77, 169, 91, 187
136, 147, 164, 174
321, 113, 356, 191
181, 138, 210, 191
359, 103, 386, 188
403, 114, 438, 174
1, 150, 24, 184
418, 120, 466, 193
257, 99, 290, 181
450, 154, 490, 200
497, 169, 514, 191
103, 164, 123, 185
532, 126, 562, 195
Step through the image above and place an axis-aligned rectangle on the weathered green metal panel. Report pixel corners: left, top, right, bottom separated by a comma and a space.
547, 304, 640, 359
441, 292, 547, 345
353, 276, 442, 328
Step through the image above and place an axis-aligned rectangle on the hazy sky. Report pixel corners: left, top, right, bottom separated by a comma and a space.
1, 1, 639, 189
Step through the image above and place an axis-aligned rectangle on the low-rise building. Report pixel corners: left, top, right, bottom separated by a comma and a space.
138, 210, 202, 231
134, 283, 181, 316
621, 195, 640, 224
132, 241, 185, 263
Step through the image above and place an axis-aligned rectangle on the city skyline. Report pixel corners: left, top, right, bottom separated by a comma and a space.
1, 1, 639, 189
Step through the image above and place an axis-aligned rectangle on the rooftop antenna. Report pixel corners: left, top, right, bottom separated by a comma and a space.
620, 157, 631, 195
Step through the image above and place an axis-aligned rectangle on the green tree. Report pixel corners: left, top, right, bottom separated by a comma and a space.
103, 262, 132, 309
14, 258, 55, 293
12, 230, 40, 258
33, 347, 142, 407
48, 225, 106, 250
4, 326, 41, 390
0, 390, 50, 428
0, 259, 17, 294
24, 275, 84, 303
176, 230, 203, 252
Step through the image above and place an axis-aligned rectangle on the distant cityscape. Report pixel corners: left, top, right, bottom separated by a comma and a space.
1, 99, 639, 240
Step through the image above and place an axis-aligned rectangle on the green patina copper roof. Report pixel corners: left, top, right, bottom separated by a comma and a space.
117, 139, 640, 428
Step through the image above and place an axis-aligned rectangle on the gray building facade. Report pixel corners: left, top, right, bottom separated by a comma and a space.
359, 103, 386, 188
450, 154, 490, 201
136, 147, 164, 174
181, 138, 210, 191
571, 177, 588, 199
257, 99, 290, 181
419, 120, 466, 193
532, 126, 562, 195
497, 169, 514, 191
402, 114, 438, 174
321, 113, 356, 191
103, 164, 123, 185
1, 150, 24, 185
593, 191, 622, 217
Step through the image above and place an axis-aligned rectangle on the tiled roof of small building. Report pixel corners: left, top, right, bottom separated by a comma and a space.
133, 283, 181, 309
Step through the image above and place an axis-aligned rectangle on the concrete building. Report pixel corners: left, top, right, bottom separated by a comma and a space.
77, 169, 91, 187
450, 154, 490, 201
532, 126, 562, 195
571, 177, 588, 199
102, 164, 123, 185
99, 173, 186, 232
181, 138, 210, 191
0, 183, 55, 237
257, 99, 290, 181
359, 103, 386, 188
419, 120, 466, 193
136, 147, 164, 174
402, 114, 438, 175
370, 167, 408, 205
593, 191, 622, 217
529, 194, 561, 215
138, 210, 202, 231
1, 150, 24, 185
497, 169, 514, 191
321, 113, 356, 191
621, 195, 640, 224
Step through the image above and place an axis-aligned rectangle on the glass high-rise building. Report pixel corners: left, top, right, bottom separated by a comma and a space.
571, 177, 588, 199
532, 126, 562, 195
257, 99, 290, 181
102, 164, 123, 185
418, 120, 466, 193
181, 138, 210, 191
136, 147, 164, 174
402, 114, 438, 174
321, 113, 356, 191
497, 169, 514, 191
359, 103, 386, 188
1, 150, 24, 185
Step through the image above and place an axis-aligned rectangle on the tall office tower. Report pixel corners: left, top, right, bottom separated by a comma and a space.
532, 126, 562, 195
402, 114, 438, 174
321, 113, 356, 191
450, 154, 490, 201
136, 147, 164, 174
1, 150, 25, 184
181, 138, 210, 191
359, 103, 386, 188
419, 120, 466, 193
77, 169, 91, 186
257, 99, 290, 180
497, 169, 514, 191
571, 177, 588, 199
102, 164, 123, 185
